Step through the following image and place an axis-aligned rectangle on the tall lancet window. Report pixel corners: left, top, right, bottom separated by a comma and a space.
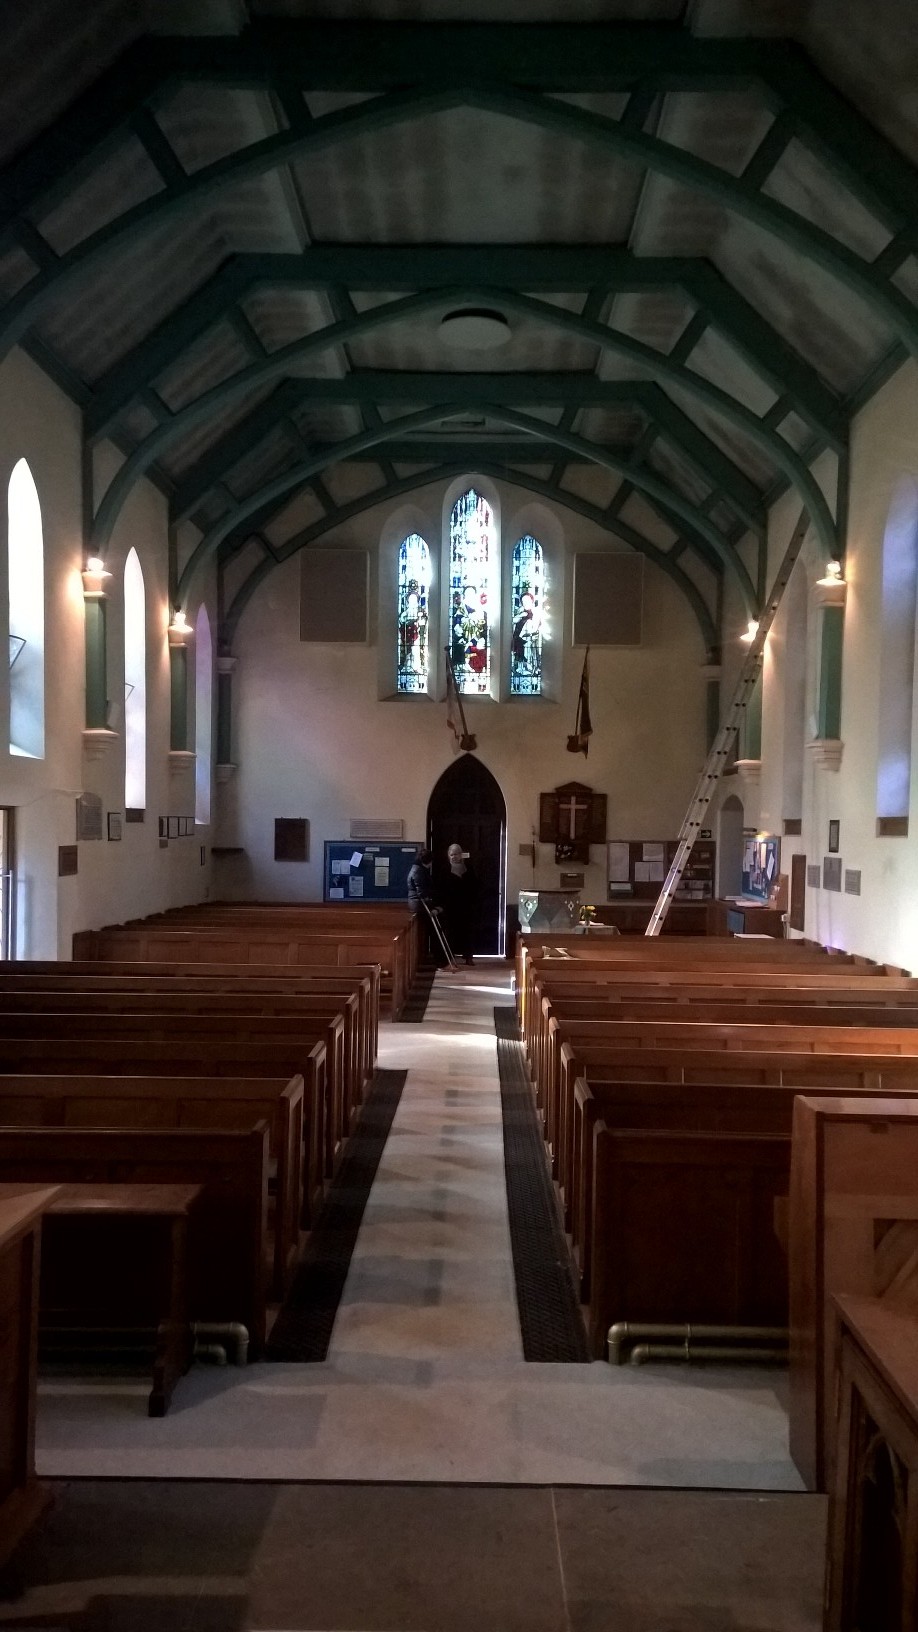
396, 533, 430, 693
123, 548, 147, 811
8, 459, 44, 758
510, 534, 544, 696
195, 604, 213, 824
449, 488, 492, 694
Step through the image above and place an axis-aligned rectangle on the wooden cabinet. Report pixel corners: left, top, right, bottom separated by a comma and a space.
0, 1185, 57, 1569
825, 1296, 918, 1631
709, 899, 786, 938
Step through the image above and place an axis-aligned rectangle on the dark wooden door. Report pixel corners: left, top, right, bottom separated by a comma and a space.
428, 757, 506, 955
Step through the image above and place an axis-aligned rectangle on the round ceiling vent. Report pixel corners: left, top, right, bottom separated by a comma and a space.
439, 308, 512, 351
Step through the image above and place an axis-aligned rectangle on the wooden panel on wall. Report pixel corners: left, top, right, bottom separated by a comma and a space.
300, 550, 369, 643
572, 554, 643, 647
274, 819, 309, 862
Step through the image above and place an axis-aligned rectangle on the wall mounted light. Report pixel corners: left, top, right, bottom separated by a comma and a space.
168, 608, 192, 646
816, 559, 844, 586
740, 618, 760, 644
81, 556, 111, 598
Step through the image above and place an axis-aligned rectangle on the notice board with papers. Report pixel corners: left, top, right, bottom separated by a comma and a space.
323, 841, 423, 903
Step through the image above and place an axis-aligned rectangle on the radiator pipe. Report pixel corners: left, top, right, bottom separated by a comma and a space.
629, 1341, 788, 1366
193, 1342, 228, 1366
191, 1321, 249, 1365
607, 1321, 787, 1366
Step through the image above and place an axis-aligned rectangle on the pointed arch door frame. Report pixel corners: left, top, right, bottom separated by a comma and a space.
427, 757, 507, 956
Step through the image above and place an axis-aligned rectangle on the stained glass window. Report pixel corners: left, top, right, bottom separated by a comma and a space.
449, 489, 492, 694
510, 534, 544, 696
397, 533, 430, 693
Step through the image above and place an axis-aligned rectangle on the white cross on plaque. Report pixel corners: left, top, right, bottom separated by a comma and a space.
560, 792, 589, 839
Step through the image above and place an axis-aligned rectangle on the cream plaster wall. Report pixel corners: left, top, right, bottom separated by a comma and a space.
223, 482, 711, 919
0, 348, 215, 958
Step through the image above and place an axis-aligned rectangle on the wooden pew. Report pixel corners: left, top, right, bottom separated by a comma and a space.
0, 1074, 305, 1297
0, 1186, 57, 1568
0, 1125, 270, 1355
788, 1095, 918, 1492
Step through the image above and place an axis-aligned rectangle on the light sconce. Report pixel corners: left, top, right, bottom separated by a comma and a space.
81, 556, 112, 598
168, 608, 192, 647
740, 618, 760, 644
817, 559, 844, 587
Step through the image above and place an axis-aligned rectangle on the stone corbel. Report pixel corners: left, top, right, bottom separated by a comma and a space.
82, 727, 119, 761
732, 757, 762, 789
168, 749, 196, 777
215, 762, 238, 784
806, 738, 844, 771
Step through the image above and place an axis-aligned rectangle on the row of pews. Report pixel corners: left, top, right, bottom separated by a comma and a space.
0, 901, 416, 1570
516, 931, 918, 1515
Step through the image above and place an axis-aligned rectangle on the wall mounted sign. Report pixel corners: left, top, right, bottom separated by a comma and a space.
107, 812, 122, 841
823, 855, 842, 892
75, 793, 103, 841
828, 819, 840, 854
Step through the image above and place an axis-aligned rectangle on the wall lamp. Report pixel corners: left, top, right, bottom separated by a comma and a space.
168, 608, 193, 647
739, 618, 759, 644
81, 556, 111, 597
817, 559, 845, 587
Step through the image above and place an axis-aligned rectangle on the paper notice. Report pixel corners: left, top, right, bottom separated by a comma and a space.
331, 860, 349, 876
349, 851, 364, 870
374, 860, 389, 886
348, 876, 364, 897
329, 887, 344, 900
608, 842, 630, 883
642, 841, 665, 862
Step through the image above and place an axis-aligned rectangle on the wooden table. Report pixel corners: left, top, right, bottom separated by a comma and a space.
825, 1295, 918, 1630
0, 1184, 59, 1569
40, 1182, 203, 1417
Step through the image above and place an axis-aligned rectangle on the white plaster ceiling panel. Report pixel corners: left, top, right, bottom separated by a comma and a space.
892, 257, 918, 307
221, 425, 297, 500
32, 224, 227, 384
240, 289, 340, 358
34, 138, 165, 258
606, 290, 697, 357
646, 441, 718, 511
159, 382, 280, 478
803, 0, 918, 173
345, 314, 597, 373
575, 406, 647, 446
707, 497, 741, 534
662, 382, 781, 491
291, 107, 644, 245
776, 409, 817, 456
658, 90, 776, 179
154, 324, 254, 414
288, 404, 366, 447
322, 463, 391, 506
155, 84, 276, 175
761, 140, 892, 262
684, 327, 781, 419
559, 464, 622, 509
619, 491, 679, 548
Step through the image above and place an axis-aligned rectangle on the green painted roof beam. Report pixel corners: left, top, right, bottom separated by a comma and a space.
90, 286, 834, 563
179, 399, 755, 611
220, 457, 719, 653
84, 248, 845, 449
170, 372, 765, 529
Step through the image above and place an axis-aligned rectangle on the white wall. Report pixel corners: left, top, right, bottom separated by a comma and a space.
224, 482, 711, 916
0, 348, 216, 957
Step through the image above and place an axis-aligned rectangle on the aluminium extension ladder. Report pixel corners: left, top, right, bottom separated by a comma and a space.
645, 508, 811, 937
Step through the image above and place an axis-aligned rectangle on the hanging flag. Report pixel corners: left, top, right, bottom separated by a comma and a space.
566, 645, 593, 757
445, 648, 477, 752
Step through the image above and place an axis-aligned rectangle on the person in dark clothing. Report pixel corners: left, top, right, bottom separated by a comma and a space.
408, 847, 457, 969
441, 841, 478, 965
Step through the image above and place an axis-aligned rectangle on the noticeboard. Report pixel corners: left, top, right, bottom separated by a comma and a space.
323, 840, 423, 903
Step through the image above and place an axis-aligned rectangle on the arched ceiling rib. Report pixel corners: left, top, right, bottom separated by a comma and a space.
3, 9, 918, 643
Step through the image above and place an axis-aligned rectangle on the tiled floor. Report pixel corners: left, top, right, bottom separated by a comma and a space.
0, 1479, 827, 1631
35, 968, 801, 1488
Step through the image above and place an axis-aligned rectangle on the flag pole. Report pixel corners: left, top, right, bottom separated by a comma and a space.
444, 648, 477, 752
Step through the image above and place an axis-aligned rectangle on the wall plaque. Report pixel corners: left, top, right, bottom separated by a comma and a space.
823, 855, 842, 892
75, 792, 103, 841
58, 845, 78, 877
539, 781, 607, 864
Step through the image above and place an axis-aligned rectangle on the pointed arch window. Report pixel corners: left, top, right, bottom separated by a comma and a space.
876, 481, 918, 830
124, 548, 147, 811
449, 489, 493, 694
396, 534, 430, 693
8, 459, 44, 758
195, 605, 213, 824
510, 534, 544, 696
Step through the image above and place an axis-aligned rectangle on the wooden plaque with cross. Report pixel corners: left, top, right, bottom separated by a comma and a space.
539, 781, 607, 864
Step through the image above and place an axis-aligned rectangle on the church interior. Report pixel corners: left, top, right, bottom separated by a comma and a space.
2, 0, 918, 1626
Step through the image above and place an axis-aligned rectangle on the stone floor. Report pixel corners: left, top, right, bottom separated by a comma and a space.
0, 1479, 827, 1631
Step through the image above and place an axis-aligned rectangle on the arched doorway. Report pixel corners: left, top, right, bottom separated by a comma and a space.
428, 757, 506, 955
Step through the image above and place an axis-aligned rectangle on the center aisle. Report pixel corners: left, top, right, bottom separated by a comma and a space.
35, 967, 803, 1488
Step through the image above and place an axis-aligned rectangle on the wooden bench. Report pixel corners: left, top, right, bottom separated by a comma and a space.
0, 1186, 57, 1569
41, 1181, 202, 1416
0, 1125, 270, 1355
0, 1073, 305, 1297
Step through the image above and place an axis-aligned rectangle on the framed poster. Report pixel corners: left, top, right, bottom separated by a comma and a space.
828, 819, 840, 854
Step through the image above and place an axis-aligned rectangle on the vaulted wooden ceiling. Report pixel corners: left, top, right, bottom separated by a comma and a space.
2, 0, 918, 653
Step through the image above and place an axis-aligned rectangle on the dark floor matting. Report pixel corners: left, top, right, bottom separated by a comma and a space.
397, 960, 438, 1023
494, 1006, 590, 1363
265, 1069, 407, 1362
